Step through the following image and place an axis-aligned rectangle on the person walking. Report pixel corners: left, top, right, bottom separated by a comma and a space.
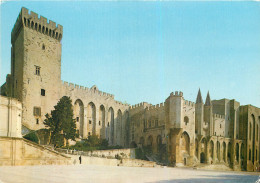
79, 155, 82, 164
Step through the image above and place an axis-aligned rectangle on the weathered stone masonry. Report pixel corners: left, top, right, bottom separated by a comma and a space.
1, 7, 259, 171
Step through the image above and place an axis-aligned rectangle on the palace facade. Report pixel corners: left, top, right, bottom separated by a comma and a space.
1, 7, 259, 171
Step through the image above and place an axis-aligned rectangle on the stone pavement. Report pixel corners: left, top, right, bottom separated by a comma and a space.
0, 165, 259, 183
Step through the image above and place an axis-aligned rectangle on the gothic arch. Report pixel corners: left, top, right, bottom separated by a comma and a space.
74, 99, 84, 138
87, 102, 96, 136
227, 142, 232, 163
217, 141, 220, 161
209, 140, 214, 159
157, 135, 162, 153
241, 143, 245, 170
125, 111, 130, 147
116, 109, 122, 145
200, 137, 207, 163
195, 138, 199, 158
223, 141, 226, 163
180, 131, 190, 165
99, 105, 105, 139
180, 131, 190, 155
108, 107, 114, 144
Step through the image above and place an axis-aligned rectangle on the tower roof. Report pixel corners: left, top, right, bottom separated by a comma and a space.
205, 91, 212, 106
196, 88, 203, 104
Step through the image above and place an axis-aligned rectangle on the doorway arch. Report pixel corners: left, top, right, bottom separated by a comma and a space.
200, 152, 206, 163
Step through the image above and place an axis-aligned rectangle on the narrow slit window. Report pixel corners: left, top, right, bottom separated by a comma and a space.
35, 66, 40, 76
41, 89, 45, 96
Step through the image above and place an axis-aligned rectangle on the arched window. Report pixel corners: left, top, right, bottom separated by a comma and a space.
27, 19, 30, 27
42, 26, 45, 34
31, 21, 34, 29
184, 116, 189, 125
24, 18, 26, 26
35, 23, 38, 30
39, 25, 41, 33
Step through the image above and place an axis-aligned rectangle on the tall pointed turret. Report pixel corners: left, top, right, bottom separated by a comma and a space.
196, 88, 203, 104
205, 91, 212, 106
204, 91, 213, 136
195, 88, 204, 135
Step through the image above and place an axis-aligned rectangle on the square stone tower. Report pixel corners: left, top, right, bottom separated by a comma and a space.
10, 7, 63, 130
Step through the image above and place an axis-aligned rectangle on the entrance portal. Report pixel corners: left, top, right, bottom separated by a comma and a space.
184, 158, 187, 165
200, 152, 206, 163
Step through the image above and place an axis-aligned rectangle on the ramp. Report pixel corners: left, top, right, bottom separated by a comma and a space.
0, 137, 71, 166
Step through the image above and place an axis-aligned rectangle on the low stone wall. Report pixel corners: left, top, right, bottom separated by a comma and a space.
56, 148, 135, 159
67, 154, 157, 167
85, 148, 135, 159
0, 137, 71, 166
68, 155, 118, 166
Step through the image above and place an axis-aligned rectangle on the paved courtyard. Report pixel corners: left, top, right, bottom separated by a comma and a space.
0, 165, 259, 183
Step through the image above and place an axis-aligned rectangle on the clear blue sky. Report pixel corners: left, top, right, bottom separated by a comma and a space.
1, 1, 260, 107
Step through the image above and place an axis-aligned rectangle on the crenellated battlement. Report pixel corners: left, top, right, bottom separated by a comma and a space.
170, 91, 183, 97
213, 113, 225, 119
147, 102, 165, 111
130, 102, 151, 110
62, 81, 130, 107
62, 81, 117, 99
11, 7, 63, 43
184, 100, 195, 107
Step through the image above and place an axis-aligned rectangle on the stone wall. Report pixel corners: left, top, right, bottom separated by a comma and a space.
60, 82, 130, 146
0, 96, 22, 138
56, 148, 135, 159
0, 137, 70, 166
8, 7, 130, 147
82, 148, 135, 159
67, 154, 156, 167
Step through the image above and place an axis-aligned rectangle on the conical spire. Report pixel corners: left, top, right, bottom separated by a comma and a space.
196, 88, 203, 104
205, 91, 212, 106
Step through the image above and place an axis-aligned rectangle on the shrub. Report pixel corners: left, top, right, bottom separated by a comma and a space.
23, 132, 39, 144
115, 154, 122, 160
